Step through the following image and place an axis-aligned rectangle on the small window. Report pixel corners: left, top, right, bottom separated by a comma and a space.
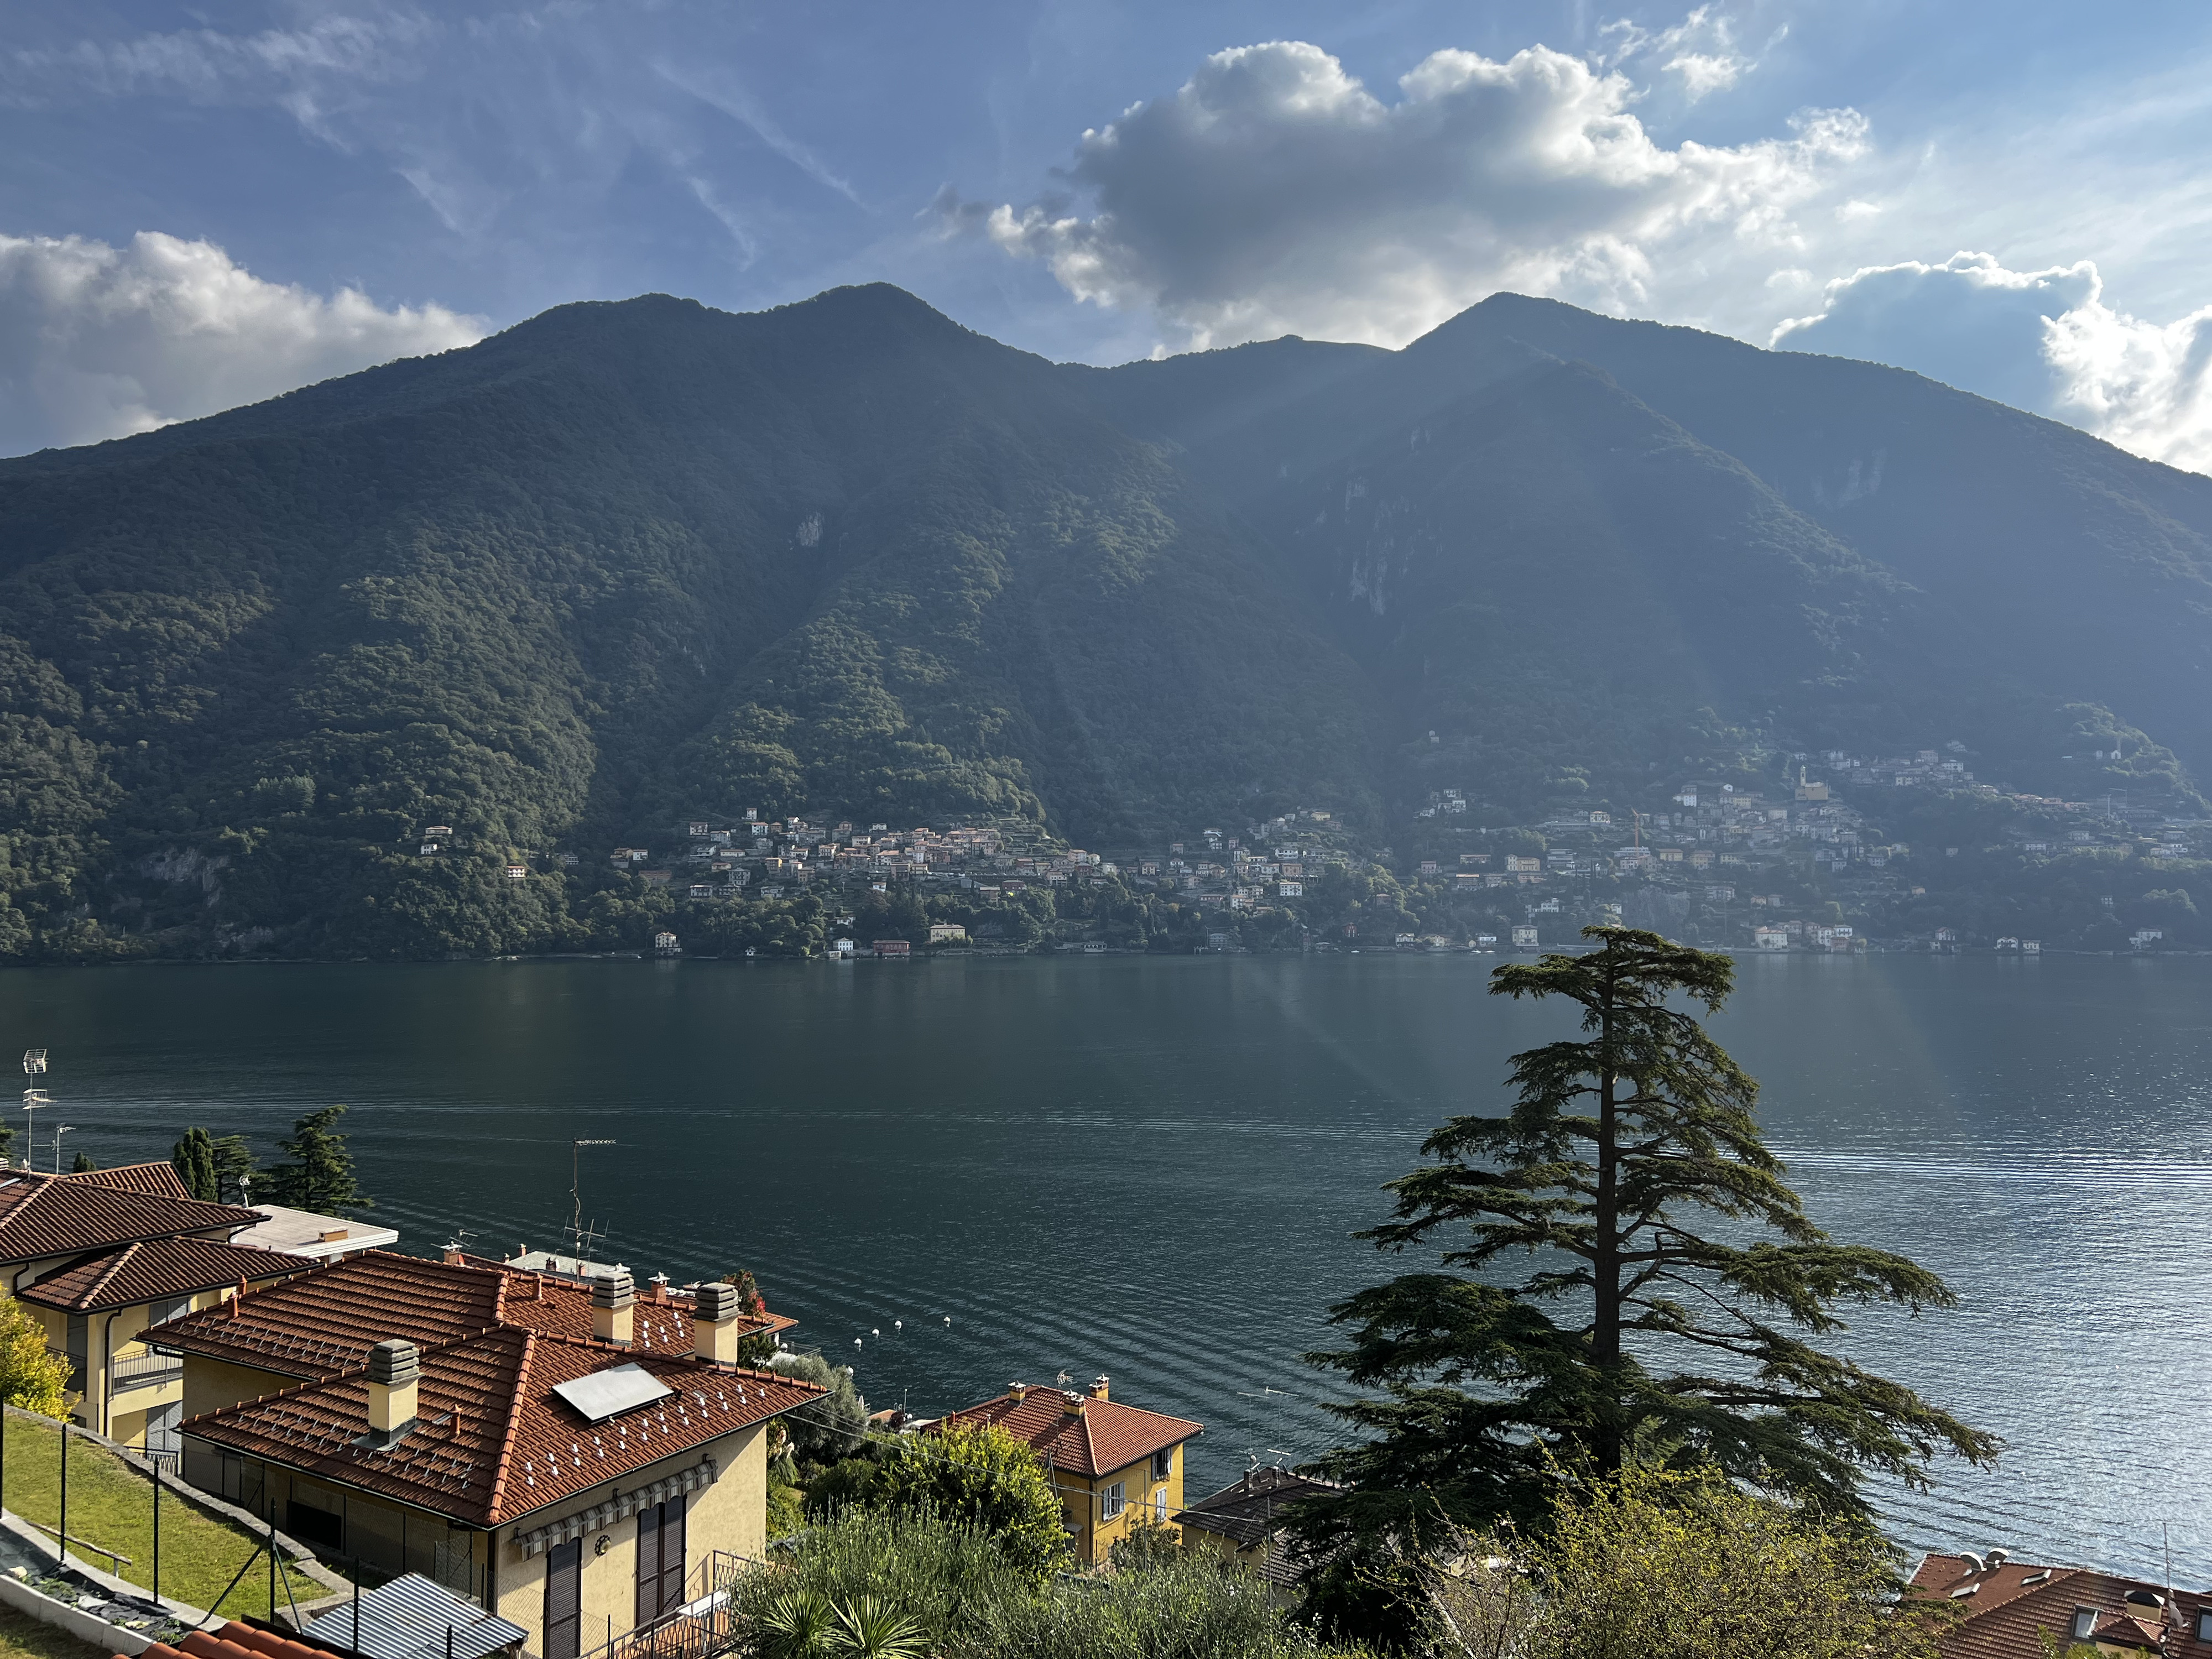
1101, 1482, 1125, 1521
1151, 1449, 1172, 1481
2197, 1610, 2212, 1643
2071, 1608, 2098, 1641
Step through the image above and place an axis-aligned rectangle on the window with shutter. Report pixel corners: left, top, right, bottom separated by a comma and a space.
636, 1499, 688, 1627
544, 1540, 581, 1659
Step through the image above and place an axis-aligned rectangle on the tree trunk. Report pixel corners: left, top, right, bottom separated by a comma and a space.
1593, 966, 1622, 1474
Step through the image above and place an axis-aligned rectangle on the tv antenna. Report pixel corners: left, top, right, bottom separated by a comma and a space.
20, 1051, 46, 1170
567, 1139, 617, 1260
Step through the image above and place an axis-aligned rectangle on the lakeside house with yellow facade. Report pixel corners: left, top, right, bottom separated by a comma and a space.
144, 1250, 819, 1658
932, 1378, 1200, 1568
0, 1162, 381, 1451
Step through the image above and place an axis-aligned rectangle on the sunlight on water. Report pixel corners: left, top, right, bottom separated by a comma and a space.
2, 952, 2208, 1581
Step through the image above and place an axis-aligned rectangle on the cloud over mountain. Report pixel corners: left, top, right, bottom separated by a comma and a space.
0, 229, 482, 455
948, 39, 1864, 349
1778, 252, 2212, 474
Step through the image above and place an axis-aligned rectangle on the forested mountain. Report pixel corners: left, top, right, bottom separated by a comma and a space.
0, 281, 2206, 958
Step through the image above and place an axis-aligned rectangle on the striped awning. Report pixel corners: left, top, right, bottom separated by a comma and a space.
514, 1457, 718, 1556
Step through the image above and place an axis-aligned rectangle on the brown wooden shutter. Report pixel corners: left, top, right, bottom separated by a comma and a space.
658, 1499, 686, 1617
544, 1539, 581, 1659
635, 1504, 661, 1629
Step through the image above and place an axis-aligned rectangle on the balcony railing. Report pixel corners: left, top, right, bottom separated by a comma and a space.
111, 1348, 183, 1392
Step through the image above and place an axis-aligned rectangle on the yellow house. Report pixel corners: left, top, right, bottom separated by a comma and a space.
158, 1255, 818, 1658
934, 1378, 1199, 1568
0, 1162, 372, 1448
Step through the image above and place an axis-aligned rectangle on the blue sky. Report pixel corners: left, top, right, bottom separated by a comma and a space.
4, 1, 2212, 466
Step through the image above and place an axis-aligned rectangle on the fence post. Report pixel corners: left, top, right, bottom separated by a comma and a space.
152, 1450, 161, 1608
56, 1419, 67, 1568
267, 1503, 278, 1619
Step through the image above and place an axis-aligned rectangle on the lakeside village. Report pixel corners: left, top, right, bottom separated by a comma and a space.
436, 739, 2212, 959
0, 1150, 2184, 1659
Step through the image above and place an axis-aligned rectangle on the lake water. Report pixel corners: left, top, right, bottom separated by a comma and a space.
3, 952, 2208, 1582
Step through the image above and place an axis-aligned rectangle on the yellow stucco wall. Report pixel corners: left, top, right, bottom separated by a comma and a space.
1054, 1440, 1185, 1567
492, 1424, 767, 1655
181, 1354, 310, 1421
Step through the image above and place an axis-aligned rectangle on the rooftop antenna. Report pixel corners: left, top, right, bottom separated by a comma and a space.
21, 1050, 47, 1171
53, 1123, 75, 1173
567, 1139, 616, 1259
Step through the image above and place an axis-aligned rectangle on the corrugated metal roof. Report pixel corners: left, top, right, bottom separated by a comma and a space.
301, 1573, 526, 1659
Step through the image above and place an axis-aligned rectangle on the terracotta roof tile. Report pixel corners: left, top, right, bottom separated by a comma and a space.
1911, 1553, 2212, 1659
147, 1250, 798, 1381
936, 1388, 1200, 1479
69, 1162, 194, 1199
20, 1237, 311, 1312
0, 1169, 261, 1265
181, 1326, 825, 1527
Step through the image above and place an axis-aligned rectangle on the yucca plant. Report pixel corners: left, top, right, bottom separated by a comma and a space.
755, 1587, 837, 1658
829, 1595, 925, 1659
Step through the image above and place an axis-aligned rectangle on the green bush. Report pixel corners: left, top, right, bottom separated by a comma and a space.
872, 1424, 1067, 1582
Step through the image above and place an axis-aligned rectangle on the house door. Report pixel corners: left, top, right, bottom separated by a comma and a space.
544, 1539, 582, 1659
634, 1499, 687, 1627
144, 1400, 181, 1457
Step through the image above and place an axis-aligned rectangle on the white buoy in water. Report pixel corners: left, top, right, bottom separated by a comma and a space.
872, 1328, 880, 1338
894, 1320, 903, 1332
943, 1316, 952, 1327
854, 1337, 863, 1349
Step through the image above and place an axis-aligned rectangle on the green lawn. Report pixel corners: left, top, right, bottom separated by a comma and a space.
0, 1604, 105, 1659
0, 1417, 329, 1618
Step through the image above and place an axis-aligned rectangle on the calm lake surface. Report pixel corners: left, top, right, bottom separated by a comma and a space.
2, 952, 2206, 1580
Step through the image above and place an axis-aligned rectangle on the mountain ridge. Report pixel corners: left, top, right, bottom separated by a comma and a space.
0, 283, 2201, 958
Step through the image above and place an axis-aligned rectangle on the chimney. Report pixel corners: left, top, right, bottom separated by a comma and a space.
1007, 1382, 1029, 1403
592, 1271, 634, 1346
651, 1272, 671, 1307
365, 1339, 420, 1446
441, 1241, 464, 1265
1088, 1375, 1110, 1402
1061, 1390, 1086, 1416
692, 1281, 740, 1364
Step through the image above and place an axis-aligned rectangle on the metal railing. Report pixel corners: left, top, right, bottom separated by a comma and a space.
577, 1551, 751, 1659
112, 1348, 184, 1392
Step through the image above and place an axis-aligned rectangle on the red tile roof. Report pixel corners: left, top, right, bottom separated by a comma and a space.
70, 1162, 194, 1199
121, 1617, 334, 1659
181, 1325, 825, 1527
0, 1168, 261, 1264
1910, 1553, 2212, 1659
19, 1237, 311, 1312
145, 1250, 796, 1380
935, 1387, 1201, 1478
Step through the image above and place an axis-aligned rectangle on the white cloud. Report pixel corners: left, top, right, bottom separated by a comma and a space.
1595, 7, 1775, 102
951, 39, 1864, 350
0, 230, 483, 455
1775, 252, 2212, 473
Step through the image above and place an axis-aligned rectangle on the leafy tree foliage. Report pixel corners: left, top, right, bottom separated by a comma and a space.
1303, 926, 1994, 1564
874, 1423, 1067, 1582
0, 1292, 71, 1415
171, 1127, 217, 1202
1423, 1463, 1944, 1659
772, 1352, 870, 1461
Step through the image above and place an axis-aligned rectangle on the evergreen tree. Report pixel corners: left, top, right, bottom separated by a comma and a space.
211, 1134, 260, 1204
170, 1127, 218, 1202
260, 1105, 372, 1213
69, 1151, 93, 1172
1302, 927, 1995, 1558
